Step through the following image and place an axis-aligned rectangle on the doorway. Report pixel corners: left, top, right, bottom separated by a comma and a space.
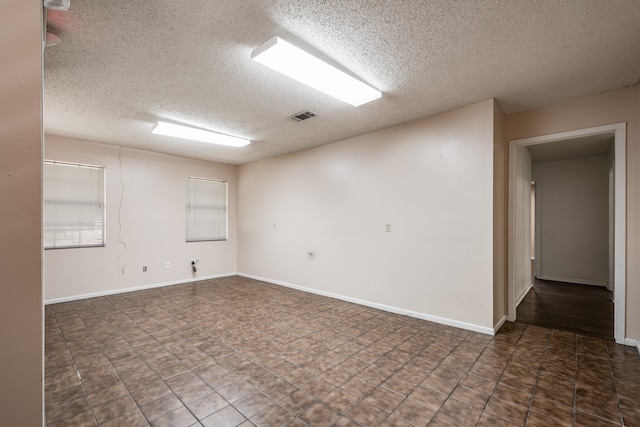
508, 123, 626, 344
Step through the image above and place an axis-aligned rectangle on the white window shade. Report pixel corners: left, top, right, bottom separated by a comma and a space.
186, 177, 227, 242
44, 161, 105, 249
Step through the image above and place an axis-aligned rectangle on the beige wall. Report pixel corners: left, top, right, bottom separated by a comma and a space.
533, 155, 610, 286
45, 135, 238, 302
493, 101, 507, 326
506, 85, 640, 342
238, 100, 496, 332
514, 146, 532, 304
0, 0, 43, 424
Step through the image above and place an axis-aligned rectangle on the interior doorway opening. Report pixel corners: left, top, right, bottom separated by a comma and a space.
508, 123, 626, 344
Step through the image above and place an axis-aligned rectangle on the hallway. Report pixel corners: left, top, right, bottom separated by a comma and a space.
517, 276, 614, 341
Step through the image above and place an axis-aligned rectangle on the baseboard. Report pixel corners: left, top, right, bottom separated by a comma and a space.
538, 275, 608, 287
493, 315, 507, 334
624, 338, 640, 354
237, 273, 495, 336
44, 273, 237, 305
515, 282, 533, 307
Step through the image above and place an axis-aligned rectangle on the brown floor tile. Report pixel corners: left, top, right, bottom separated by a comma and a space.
485, 396, 529, 426
476, 412, 518, 426
165, 370, 199, 391
322, 388, 360, 415
234, 390, 274, 418
186, 391, 227, 419
364, 386, 404, 413
575, 411, 622, 426
217, 379, 256, 402
132, 381, 172, 406
300, 377, 337, 399
201, 405, 248, 426
534, 372, 575, 406
46, 383, 87, 408
421, 372, 460, 395
393, 397, 438, 425
261, 378, 298, 400
278, 389, 317, 416
43, 278, 640, 427
347, 401, 389, 426
492, 384, 532, 408
621, 409, 640, 427
342, 375, 378, 398
322, 367, 354, 387
300, 402, 342, 425
530, 395, 574, 424
526, 410, 573, 426
150, 406, 197, 427
499, 364, 539, 394
251, 402, 293, 426
381, 375, 416, 396
45, 396, 92, 425
380, 414, 414, 426
98, 408, 148, 427
139, 393, 183, 421
438, 398, 483, 426
93, 394, 138, 424
449, 383, 492, 409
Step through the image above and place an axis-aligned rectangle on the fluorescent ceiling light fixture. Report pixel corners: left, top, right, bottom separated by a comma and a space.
252, 36, 382, 107
151, 121, 250, 147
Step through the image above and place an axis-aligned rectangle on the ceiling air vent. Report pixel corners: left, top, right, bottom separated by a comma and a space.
290, 111, 317, 122
44, 0, 71, 11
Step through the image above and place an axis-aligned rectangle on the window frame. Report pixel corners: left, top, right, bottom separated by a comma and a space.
44, 160, 106, 250
185, 176, 228, 243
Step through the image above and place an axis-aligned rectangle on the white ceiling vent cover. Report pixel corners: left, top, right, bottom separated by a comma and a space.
290, 111, 317, 122
44, 0, 71, 11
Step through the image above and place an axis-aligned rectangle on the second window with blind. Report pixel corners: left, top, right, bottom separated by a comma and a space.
186, 177, 228, 242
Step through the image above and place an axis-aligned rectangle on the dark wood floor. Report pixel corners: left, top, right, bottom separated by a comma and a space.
517, 272, 614, 341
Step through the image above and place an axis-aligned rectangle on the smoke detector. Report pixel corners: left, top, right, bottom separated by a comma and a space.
290, 111, 317, 122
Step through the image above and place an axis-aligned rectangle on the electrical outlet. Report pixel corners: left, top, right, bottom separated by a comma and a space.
273, 222, 277, 229
142, 266, 147, 272
165, 262, 170, 269
386, 223, 391, 232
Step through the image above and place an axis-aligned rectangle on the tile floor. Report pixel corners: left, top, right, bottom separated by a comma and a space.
45, 276, 640, 426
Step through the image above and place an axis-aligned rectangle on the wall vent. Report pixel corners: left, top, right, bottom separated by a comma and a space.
290, 111, 317, 122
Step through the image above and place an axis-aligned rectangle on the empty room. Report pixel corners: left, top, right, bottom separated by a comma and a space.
2, 1, 640, 426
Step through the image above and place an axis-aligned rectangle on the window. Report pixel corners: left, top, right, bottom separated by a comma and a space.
44, 161, 105, 249
186, 177, 227, 242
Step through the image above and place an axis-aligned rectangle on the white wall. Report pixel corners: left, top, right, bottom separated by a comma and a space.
44, 135, 238, 302
532, 155, 609, 285
514, 147, 532, 304
238, 100, 495, 332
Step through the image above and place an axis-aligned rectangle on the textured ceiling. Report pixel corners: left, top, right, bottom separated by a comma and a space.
44, 0, 640, 165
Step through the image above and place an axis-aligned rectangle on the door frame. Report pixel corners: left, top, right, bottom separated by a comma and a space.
507, 123, 626, 344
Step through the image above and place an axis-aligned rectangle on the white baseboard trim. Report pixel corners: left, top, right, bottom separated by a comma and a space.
515, 282, 533, 307
237, 273, 495, 336
538, 275, 608, 287
493, 315, 507, 334
44, 273, 237, 305
624, 338, 640, 354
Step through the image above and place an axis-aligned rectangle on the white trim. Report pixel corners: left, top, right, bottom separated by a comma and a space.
508, 123, 626, 344
537, 275, 608, 287
624, 338, 640, 354
516, 282, 533, 307
44, 273, 236, 305
238, 273, 495, 336
493, 315, 507, 334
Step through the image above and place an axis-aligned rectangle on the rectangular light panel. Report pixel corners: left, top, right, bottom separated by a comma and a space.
152, 121, 250, 147
252, 37, 382, 107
